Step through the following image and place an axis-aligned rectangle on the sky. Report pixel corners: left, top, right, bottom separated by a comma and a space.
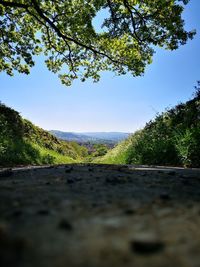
0, 0, 200, 133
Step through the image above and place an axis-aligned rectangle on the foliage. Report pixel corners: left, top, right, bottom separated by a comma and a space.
94, 138, 132, 164
91, 143, 108, 157
0, 0, 195, 85
99, 83, 200, 167
0, 102, 87, 166
22, 119, 88, 159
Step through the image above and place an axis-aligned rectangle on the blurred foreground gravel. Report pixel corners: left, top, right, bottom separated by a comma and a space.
0, 164, 200, 267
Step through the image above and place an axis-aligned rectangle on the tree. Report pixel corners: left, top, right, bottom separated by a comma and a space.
0, 0, 195, 85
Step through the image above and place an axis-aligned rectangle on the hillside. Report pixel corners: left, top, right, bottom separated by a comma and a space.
49, 130, 93, 143
98, 88, 200, 167
0, 103, 87, 167
50, 130, 130, 144
81, 132, 130, 142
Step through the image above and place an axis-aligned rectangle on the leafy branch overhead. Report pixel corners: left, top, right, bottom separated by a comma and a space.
0, 0, 195, 85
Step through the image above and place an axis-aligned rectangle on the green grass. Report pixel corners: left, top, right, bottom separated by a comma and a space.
30, 143, 77, 164
2, 84, 200, 168
96, 86, 200, 168
0, 103, 87, 167
94, 138, 132, 164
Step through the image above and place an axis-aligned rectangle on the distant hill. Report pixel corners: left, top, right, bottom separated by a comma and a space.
97, 88, 200, 168
49, 131, 95, 142
81, 132, 131, 142
49, 130, 130, 144
0, 104, 88, 167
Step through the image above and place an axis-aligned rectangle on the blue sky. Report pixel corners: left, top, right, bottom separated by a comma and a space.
1, 0, 200, 133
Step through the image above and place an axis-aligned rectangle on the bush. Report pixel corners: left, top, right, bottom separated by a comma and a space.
107, 83, 200, 168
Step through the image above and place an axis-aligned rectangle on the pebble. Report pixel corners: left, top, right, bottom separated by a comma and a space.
58, 219, 73, 231
130, 235, 165, 254
167, 171, 176, 176
65, 167, 73, 173
160, 192, 171, 200
67, 178, 75, 184
37, 209, 49, 216
12, 210, 23, 217
124, 209, 135, 216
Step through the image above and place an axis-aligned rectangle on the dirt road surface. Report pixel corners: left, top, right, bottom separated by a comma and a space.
0, 164, 200, 267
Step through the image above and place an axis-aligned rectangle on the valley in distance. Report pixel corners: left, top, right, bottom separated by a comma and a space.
49, 130, 130, 144
49, 131, 131, 156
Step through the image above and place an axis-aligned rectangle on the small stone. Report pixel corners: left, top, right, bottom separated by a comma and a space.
160, 193, 171, 200
37, 209, 49, 216
58, 219, 73, 231
67, 178, 75, 184
12, 210, 22, 217
65, 166, 73, 173
167, 171, 176, 176
130, 237, 164, 254
124, 209, 135, 216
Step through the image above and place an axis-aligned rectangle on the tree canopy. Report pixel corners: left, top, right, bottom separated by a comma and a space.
0, 0, 195, 85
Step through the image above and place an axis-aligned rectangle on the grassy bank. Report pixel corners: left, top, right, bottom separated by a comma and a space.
0, 103, 87, 167
98, 86, 200, 168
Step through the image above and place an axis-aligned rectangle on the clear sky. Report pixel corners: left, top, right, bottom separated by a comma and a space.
0, 0, 200, 133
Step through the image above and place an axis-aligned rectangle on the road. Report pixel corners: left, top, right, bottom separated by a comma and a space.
0, 164, 200, 267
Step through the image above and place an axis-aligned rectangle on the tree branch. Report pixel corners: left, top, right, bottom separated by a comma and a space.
123, 0, 142, 44
107, 0, 116, 24
30, 0, 123, 65
0, 0, 124, 66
